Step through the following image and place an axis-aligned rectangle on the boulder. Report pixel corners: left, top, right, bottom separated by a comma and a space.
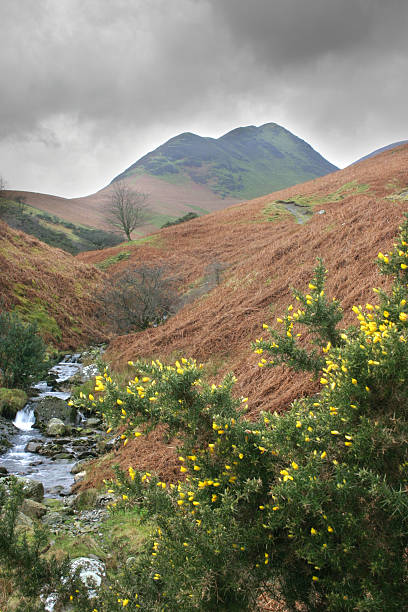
25, 441, 43, 453
21, 498, 48, 519
46, 418, 66, 436
74, 470, 86, 483
84, 417, 102, 427
34, 396, 76, 430
69, 557, 105, 598
0, 415, 17, 454
0, 466, 8, 476
71, 459, 89, 474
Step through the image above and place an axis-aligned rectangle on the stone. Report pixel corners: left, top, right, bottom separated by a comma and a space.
25, 441, 43, 453
74, 470, 86, 483
84, 417, 102, 427
34, 396, 77, 430
0, 415, 17, 454
68, 557, 105, 598
21, 498, 48, 519
46, 418, 66, 436
0, 466, 8, 475
71, 459, 89, 474
53, 452, 73, 460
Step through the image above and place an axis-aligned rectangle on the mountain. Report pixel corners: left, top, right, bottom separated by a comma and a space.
113, 122, 338, 201
5, 123, 337, 241
351, 140, 408, 165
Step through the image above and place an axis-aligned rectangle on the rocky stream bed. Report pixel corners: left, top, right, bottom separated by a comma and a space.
0, 350, 120, 610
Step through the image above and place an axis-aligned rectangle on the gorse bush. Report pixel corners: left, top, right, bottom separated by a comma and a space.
76, 219, 408, 610
0, 478, 71, 608
0, 309, 48, 388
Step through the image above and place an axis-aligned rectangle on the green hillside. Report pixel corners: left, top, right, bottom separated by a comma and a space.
113, 122, 338, 200
0, 197, 122, 254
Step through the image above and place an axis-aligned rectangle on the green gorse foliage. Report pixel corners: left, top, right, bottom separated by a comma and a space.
0, 309, 49, 388
0, 478, 71, 606
62, 219, 408, 610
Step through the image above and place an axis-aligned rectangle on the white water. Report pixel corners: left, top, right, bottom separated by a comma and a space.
2, 353, 87, 496
13, 405, 35, 431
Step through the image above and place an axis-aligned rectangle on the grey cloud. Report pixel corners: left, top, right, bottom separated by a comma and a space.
0, 0, 407, 197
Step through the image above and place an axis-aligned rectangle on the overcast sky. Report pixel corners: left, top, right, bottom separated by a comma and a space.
1, 0, 407, 198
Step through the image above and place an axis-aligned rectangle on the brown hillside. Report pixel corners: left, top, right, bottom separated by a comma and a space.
6, 173, 238, 237
0, 221, 106, 349
76, 144, 408, 485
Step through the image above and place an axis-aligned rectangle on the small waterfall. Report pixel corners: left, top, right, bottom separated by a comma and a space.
14, 404, 35, 431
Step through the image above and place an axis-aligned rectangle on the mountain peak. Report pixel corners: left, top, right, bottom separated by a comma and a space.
113, 122, 337, 200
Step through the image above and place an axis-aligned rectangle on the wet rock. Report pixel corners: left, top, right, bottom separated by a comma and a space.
53, 452, 73, 460
46, 418, 66, 436
0, 415, 17, 454
0, 466, 8, 476
77, 450, 97, 460
71, 459, 89, 474
34, 396, 76, 430
21, 498, 48, 519
84, 417, 102, 427
74, 470, 86, 483
25, 441, 43, 453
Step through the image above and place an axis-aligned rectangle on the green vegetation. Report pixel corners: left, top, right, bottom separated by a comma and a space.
289, 180, 371, 207
95, 251, 131, 270
70, 216, 408, 610
161, 211, 199, 228
115, 123, 338, 201
0, 388, 27, 419
3, 218, 408, 610
0, 310, 49, 388
0, 197, 122, 254
262, 201, 292, 222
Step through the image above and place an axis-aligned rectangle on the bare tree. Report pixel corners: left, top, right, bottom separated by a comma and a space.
107, 180, 149, 240
98, 265, 179, 333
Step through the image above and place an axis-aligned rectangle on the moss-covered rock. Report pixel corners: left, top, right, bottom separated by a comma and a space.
0, 388, 27, 419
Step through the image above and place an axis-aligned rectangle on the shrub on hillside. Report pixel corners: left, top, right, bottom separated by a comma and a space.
97, 265, 179, 333
0, 310, 48, 388
161, 212, 199, 228
76, 218, 408, 610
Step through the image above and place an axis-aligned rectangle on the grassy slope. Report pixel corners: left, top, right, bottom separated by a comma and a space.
115, 122, 338, 201
77, 143, 408, 484
0, 221, 106, 349
0, 196, 122, 254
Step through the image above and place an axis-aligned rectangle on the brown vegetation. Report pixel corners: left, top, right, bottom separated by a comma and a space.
0, 221, 106, 349
5, 170, 238, 237
75, 145, 408, 484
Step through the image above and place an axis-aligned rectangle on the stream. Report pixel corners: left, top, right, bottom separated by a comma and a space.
1, 354, 94, 497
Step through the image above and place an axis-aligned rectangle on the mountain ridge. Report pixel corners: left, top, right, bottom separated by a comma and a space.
112, 122, 338, 201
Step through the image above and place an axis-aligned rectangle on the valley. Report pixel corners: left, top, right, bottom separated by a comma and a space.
1, 140, 408, 611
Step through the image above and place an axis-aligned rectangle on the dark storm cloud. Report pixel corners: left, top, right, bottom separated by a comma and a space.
0, 0, 407, 196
